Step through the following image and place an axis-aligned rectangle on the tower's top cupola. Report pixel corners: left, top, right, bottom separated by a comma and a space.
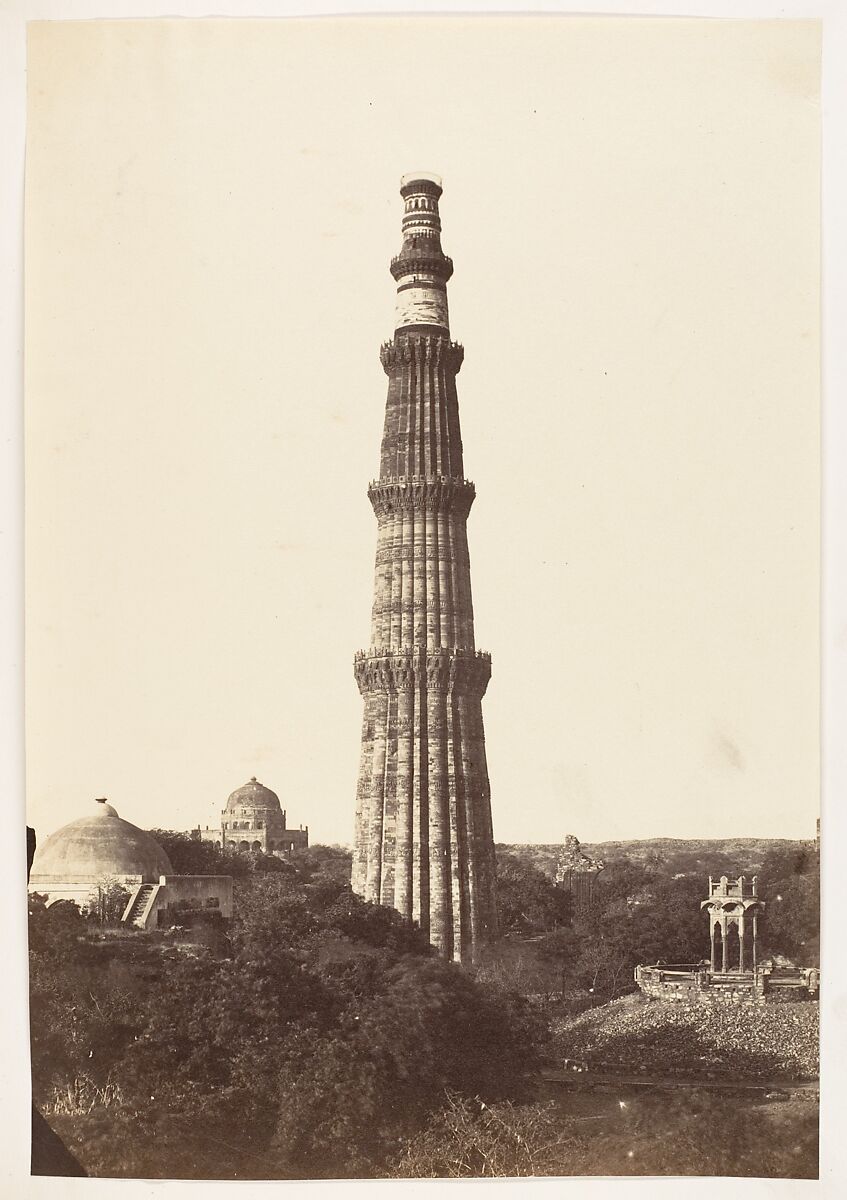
390, 173, 453, 335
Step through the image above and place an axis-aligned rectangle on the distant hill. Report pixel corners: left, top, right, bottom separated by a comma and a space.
497, 837, 813, 880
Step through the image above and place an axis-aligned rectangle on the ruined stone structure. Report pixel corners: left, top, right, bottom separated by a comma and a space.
702, 873, 763, 974
352, 174, 497, 964
635, 873, 819, 1005
191, 776, 309, 857
554, 834, 604, 914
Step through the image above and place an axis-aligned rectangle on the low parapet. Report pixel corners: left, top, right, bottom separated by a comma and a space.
635, 962, 819, 1006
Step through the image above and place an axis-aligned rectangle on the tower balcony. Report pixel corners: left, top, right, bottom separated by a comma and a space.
390, 251, 453, 282
353, 646, 492, 698
367, 475, 475, 518
354, 646, 491, 664
379, 337, 463, 375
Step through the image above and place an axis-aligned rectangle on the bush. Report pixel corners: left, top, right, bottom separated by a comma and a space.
396, 1093, 582, 1178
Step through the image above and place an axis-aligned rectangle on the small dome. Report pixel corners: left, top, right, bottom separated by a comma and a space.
225, 777, 282, 814
30, 798, 173, 884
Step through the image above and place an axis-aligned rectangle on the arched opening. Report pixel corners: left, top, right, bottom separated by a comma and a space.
238, 841, 249, 852
251, 841, 262, 853
725, 922, 741, 972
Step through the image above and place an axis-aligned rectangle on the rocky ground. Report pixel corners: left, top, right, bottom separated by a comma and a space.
550, 992, 819, 1081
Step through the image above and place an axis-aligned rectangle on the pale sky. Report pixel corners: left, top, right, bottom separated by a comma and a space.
24, 16, 820, 846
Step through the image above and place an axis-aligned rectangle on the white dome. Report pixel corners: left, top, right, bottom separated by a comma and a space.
30, 798, 173, 885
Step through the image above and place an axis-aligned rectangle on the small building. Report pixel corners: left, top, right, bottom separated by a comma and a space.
191, 776, 309, 857
29, 798, 232, 929
702, 872, 764, 974
635, 873, 819, 1005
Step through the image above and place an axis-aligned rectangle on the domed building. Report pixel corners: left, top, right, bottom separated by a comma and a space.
30, 798, 174, 902
192, 776, 309, 857
29, 797, 232, 928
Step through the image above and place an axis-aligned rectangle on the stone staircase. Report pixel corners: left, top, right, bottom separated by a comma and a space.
123, 884, 155, 928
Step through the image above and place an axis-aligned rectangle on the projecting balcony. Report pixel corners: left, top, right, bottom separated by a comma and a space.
354, 646, 492, 663
389, 251, 453, 282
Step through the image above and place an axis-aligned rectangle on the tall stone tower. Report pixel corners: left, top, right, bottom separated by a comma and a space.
352, 174, 497, 964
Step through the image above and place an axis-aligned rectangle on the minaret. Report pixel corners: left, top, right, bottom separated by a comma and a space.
352, 174, 497, 964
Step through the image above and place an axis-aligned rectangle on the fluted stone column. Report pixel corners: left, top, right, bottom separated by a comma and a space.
352, 175, 498, 964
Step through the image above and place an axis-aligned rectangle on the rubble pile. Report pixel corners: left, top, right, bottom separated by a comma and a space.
551, 994, 819, 1080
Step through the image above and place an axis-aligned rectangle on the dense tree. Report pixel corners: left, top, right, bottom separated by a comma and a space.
147, 829, 251, 877
292, 844, 353, 886
272, 955, 545, 1174
28, 895, 140, 1108
147, 828, 304, 878
31, 836, 819, 1179
31, 861, 543, 1179
231, 872, 432, 959
757, 844, 819, 965
495, 852, 571, 935
86, 877, 131, 924
524, 860, 712, 1000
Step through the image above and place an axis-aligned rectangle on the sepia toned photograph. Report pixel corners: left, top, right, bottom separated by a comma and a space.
18, 10, 823, 1185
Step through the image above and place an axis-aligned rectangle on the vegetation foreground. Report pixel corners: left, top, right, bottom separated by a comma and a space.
29, 836, 819, 1179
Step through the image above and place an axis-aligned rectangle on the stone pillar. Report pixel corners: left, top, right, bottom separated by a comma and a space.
400, 511, 414, 648
413, 506, 427, 646
351, 697, 373, 895
379, 692, 398, 908
364, 691, 388, 904
427, 683, 450, 957
721, 914, 728, 973
411, 670, 428, 934
389, 510, 403, 649
436, 509, 453, 647
738, 912, 746, 972
709, 915, 716, 972
393, 685, 413, 920
425, 507, 440, 648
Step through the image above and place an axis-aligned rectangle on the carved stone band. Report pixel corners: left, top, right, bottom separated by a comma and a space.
353, 648, 492, 697
390, 251, 454, 282
379, 334, 464, 375
367, 476, 475, 518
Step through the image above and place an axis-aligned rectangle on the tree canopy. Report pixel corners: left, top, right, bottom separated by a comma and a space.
29, 856, 543, 1179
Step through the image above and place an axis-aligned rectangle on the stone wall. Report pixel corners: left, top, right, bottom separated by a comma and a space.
158, 875, 233, 920
634, 964, 817, 1006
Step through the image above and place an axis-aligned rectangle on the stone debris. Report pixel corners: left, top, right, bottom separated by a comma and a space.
551, 995, 818, 1080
